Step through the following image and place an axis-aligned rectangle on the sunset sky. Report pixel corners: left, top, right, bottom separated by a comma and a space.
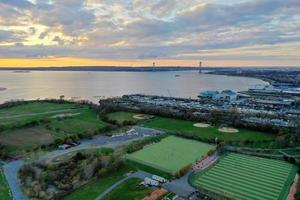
0, 0, 299, 67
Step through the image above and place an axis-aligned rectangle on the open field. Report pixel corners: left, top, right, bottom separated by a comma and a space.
0, 168, 12, 200
102, 178, 152, 200
106, 111, 137, 124
127, 136, 214, 175
143, 117, 274, 143
62, 164, 133, 200
0, 127, 54, 155
191, 153, 297, 200
0, 102, 80, 128
106, 111, 152, 124
47, 108, 106, 136
125, 160, 172, 179
0, 102, 107, 157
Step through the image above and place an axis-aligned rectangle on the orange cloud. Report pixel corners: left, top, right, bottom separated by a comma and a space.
0, 57, 298, 68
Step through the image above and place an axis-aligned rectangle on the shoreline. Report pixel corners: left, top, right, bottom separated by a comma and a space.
207, 71, 273, 84
207, 70, 300, 85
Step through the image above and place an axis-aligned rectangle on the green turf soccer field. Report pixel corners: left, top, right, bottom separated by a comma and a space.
126, 136, 214, 175
192, 153, 297, 200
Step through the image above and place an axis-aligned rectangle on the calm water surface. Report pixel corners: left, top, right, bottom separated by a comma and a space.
0, 71, 267, 103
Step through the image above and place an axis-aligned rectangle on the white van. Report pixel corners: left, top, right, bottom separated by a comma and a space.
152, 175, 167, 183
144, 177, 159, 186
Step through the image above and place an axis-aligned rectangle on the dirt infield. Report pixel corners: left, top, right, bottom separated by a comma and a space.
133, 114, 153, 120
193, 123, 211, 128
218, 127, 239, 133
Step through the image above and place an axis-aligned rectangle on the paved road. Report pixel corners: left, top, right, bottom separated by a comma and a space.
40, 126, 162, 162
95, 169, 197, 200
163, 171, 197, 198
3, 126, 162, 200
95, 171, 152, 200
3, 160, 27, 200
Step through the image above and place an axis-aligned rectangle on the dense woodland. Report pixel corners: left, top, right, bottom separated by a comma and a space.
19, 150, 121, 200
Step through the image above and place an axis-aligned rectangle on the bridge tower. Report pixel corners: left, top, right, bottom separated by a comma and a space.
199, 61, 202, 73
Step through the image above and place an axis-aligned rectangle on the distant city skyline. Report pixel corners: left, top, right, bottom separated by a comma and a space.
0, 0, 300, 67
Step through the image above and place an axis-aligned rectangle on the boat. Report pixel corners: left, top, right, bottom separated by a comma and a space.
13, 70, 31, 73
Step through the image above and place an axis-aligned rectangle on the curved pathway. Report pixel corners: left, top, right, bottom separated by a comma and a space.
95, 171, 152, 200
3, 126, 162, 200
3, 160, 27, 200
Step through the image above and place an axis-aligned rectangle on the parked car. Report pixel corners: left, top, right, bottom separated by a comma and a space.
58, 144, 71, 150
152, 175, 167, 183
144, 177, 159, 186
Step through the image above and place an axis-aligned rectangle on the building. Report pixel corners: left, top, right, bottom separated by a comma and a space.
213, 90, 237, 101
199, 91, 219, 98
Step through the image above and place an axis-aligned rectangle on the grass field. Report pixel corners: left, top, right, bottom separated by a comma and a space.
62, 164, 133, 200
0, 102, 107, 157
0, 126, 54, 155
0, 102, 80, 128
125, 160, 172, 179
127, 136, 214, 175
106, 111, 146, 125
0, 168, 12, 200
143, 117, 273, 143
191, 153, 297, 200
47, 108, 106, 136
102, 178, 152, 200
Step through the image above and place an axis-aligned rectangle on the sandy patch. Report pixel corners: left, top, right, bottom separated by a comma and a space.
51, 112, 80, 118
133, 114, 153, 120
143, 188, 168, 200
218, 127, 239, 133
193, 123, 211, 128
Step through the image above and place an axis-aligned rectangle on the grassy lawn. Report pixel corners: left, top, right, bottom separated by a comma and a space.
191, 153, 297, 200
0, 168, 12, 200
127, 136, 214, 175
106, 111, 137, 124
0, 102, 108, 158
125, 160, 172, 179
0, 126, 54, 156
0, 102, 77, 116
0, 102, 80, 128
47, 108, 106, 136
143, 117, 274, 143
102, 178, 152, 200
62, 164, 135, 200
